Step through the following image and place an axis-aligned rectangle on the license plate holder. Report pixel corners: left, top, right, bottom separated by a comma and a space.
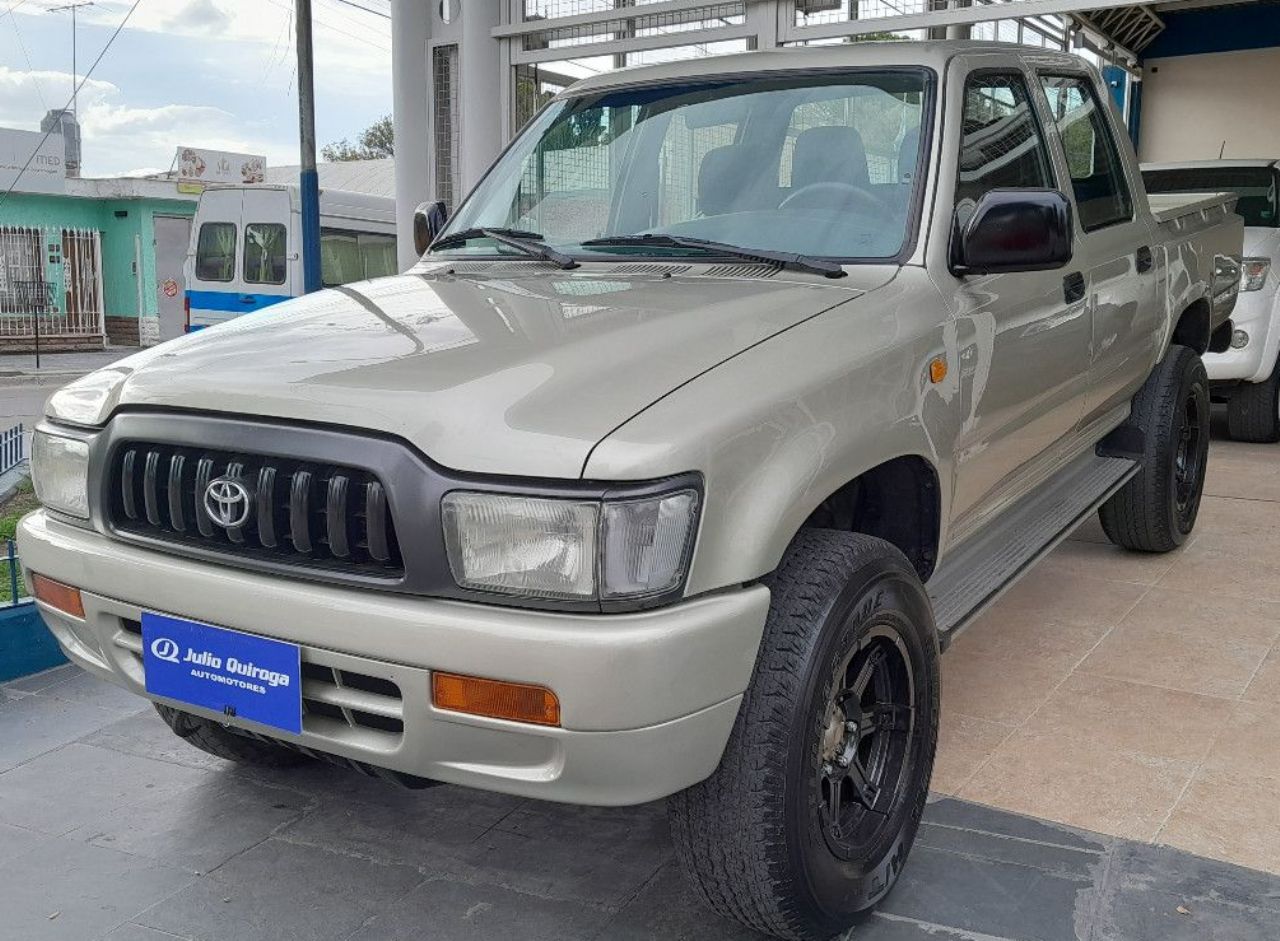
141, 612, 302, 735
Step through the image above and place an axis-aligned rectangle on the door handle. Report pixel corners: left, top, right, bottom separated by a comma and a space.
1136, 245, 1154, 273
239, 295, 257, 305
1063, 272, 1086, 304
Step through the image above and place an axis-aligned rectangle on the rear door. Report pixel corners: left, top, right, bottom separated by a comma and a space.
187, 189, 242, 329
239, 187, 294, 309
1035, 72, 1162, 426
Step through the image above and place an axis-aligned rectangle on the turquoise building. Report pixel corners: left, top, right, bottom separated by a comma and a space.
0, 177, 199, 352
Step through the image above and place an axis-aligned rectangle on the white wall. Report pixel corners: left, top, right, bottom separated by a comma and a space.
1140, 47, 1280, 162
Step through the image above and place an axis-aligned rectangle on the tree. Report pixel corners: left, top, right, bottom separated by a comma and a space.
322, 115, 394, 162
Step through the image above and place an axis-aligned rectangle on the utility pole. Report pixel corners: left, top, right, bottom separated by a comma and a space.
48, 2, 94, 116
295, 0, 322, 294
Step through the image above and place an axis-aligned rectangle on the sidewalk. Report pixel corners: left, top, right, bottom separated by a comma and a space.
0, 347, 134, 380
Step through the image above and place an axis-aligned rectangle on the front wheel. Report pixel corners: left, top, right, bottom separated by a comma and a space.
1099, 344, 1209, 552
668, 530, 940, 941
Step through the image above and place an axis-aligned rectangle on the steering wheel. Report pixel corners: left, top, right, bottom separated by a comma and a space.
779, 180, 887, 215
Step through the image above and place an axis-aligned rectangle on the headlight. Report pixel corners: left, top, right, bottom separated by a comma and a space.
31, 430, 91, 519
1242, 257, 1271, 292
442, 486, 700, 604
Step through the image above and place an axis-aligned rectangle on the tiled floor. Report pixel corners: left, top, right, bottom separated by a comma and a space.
935, 422, 1280, 874
5, 668, 1280, 941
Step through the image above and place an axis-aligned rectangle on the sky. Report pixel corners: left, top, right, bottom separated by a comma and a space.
0, 0, 392, 177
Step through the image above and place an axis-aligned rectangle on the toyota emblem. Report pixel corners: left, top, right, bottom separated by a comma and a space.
203, 477, 252, 529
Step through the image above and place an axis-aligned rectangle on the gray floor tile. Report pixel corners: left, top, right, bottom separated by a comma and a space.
0, 835, 193, 941
880, 843, 1090, 941
923, 797, 1111, 854
456, 803, 670, 909
2, 662, 82, 695
348, 876, 615, 941
1086, 842, 1280, 941
0, 693, 132, 772
0, 742, 212, 835
0, 819, 52, 867
137, 838, 422, 941
38, 670, 153, 718
596, 863, 770, 940
915, 820, 1105, 879
276, 786, 504, 868
101, 926, 194, 941
69, 772, 313, 874
78, 710, 236, 773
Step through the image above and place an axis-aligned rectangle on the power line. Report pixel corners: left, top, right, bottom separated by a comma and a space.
0, 0, 143, 206
4, 2, 50, 111
328, 0, 388, 19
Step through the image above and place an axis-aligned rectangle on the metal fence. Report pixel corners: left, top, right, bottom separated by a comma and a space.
0, 225, 105, 341
2, 540, 22, 606
0, 423, 23, 476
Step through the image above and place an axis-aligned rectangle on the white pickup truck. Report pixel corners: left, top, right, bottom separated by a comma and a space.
21, 42, 1242, 941
1144, 159, 1280, 440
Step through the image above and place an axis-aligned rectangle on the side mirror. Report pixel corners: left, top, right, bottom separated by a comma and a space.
413, 200, 449, 256
951, 189, 1073, 276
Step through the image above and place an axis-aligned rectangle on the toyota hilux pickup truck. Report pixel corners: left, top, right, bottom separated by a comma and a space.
19, 42, 1242, 941
1144, 159, 1280, 440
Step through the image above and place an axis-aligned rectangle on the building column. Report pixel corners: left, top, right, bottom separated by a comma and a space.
458, 1, 504, 196
391, 0, 432, 270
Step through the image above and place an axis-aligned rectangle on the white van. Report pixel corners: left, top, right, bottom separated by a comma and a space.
184, 184, 397, 331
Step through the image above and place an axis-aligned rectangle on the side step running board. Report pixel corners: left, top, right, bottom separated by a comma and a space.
927, 452, 1138, 643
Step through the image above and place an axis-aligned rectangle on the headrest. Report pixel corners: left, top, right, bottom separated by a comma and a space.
791, 126, 869, 191
698, 144, 751, 215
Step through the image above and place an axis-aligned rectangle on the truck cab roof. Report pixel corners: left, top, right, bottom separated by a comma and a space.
562, 40, 1092, 95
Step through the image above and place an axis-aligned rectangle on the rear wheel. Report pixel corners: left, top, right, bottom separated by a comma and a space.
154, 703, 309, 768
668, 530, 940, 941
1099, 344, 1209, 552
1227, 360, 1280, 443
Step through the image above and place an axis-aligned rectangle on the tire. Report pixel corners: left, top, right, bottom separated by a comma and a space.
1227, 360, 1280, 443
153, 703, 310, 768
668, 530, 941, 941
1099, 344, 1210, 552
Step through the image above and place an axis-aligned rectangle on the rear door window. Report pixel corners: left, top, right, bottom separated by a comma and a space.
1039, 74, 1133, 231
194, 222, 236, 283
244, 223, 287, 285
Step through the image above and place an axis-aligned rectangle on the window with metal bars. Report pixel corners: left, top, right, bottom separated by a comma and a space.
108, 444, 402, 577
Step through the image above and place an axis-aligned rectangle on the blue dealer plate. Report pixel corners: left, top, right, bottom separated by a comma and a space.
141, 613, 302, 734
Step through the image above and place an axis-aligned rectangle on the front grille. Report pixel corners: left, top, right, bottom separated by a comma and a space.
108, 443, 402, 577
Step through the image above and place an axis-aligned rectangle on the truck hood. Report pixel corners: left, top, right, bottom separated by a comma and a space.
85, 268, 887, 477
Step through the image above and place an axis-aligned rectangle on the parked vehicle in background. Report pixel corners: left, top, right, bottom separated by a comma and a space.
184, 184, 397, 331
1144, 160, 1280, 440
22, 43, 1242, 941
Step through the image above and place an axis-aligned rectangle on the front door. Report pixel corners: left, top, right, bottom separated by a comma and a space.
944, 64, 1092, 540
154, 215, 192, 341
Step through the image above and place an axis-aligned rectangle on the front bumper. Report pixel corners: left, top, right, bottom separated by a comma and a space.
1206, 287, 1280, 384
17, 510, 769, 805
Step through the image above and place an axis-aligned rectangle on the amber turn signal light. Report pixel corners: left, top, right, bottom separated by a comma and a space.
31, 573, 85, 618
431, 671, 561, 727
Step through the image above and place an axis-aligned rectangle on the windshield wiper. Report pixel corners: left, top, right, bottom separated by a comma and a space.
581, 234, 846, 278
431, 227, 579, 270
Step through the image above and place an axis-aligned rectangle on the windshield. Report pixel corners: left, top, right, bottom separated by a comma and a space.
1143, 166, 1278, 228
436, 69, 930, 262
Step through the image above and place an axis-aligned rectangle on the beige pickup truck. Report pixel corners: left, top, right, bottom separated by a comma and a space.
20, 42, 1241, 941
